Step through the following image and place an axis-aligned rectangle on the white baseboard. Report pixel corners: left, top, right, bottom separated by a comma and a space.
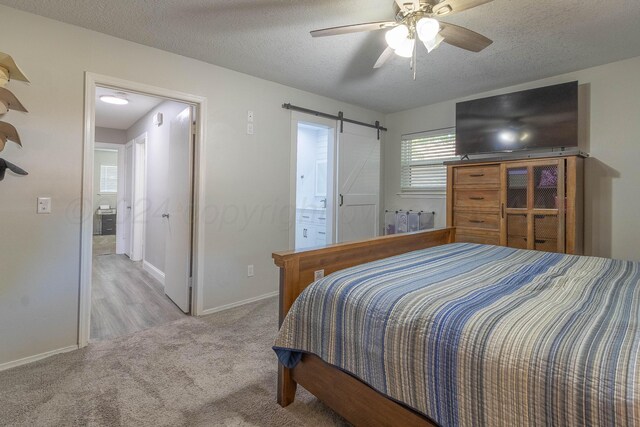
0, 345, 78, 372
143, 260, 165, 285
200, 291, 279, 316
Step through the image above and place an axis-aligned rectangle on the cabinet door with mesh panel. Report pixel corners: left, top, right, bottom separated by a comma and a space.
502, 160, 565, 252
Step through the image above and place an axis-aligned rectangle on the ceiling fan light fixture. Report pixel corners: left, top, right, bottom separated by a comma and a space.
423, 33, 445, 52
394, 38, 415, 58
100, 92, 129, 106
416, 18, 440, 42
385, 24, 409, 50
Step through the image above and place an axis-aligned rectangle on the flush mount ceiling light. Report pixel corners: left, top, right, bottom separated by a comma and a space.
310, 0, 493, 80
100, 92, 129, 105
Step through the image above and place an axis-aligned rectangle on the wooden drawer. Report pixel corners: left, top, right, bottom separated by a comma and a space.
507, 236, 528, 249
454, 189, 500, 209
535, 238, 559, 252
454, 211, 500, 231
507, 214, 528, 237
454, 165, 500, 186
534, 215, 558, 239
455, 229, 500, 245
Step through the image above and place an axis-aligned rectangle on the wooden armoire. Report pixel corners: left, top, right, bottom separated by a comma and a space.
446, 152, 586, 254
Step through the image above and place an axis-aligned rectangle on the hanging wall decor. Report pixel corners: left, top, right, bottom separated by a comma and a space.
0, 51, 29, 180
0, 158, 28, 181
0, 52, 30, 87
0, 121, 22, 152
0, 87, 28, 115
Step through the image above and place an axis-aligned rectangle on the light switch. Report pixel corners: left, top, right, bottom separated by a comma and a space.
37, 197, 51, 214
247, 110, 254, 122
247, 123, 254, 135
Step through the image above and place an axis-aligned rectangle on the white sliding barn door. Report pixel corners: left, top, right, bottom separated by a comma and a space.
336, 123, 380, 243
163, 107, 194, 313
122, 141, 133, 257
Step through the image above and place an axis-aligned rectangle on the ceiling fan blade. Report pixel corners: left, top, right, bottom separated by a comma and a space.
373, 47, 395, 69
439, 22, 493, 52
311, 21, 396, 37
432, 0, 493, 16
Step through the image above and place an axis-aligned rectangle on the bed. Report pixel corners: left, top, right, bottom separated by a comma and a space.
272, 229, 640, 426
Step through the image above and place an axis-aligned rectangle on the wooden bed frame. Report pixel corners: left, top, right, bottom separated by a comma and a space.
272, 228, 455, 426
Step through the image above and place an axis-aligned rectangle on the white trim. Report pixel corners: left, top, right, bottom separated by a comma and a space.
130, 132, 147, 262
143, 260, 165, 285
200, 291, 279, 317
80, 72, 208, 348
0, 345, 78, 372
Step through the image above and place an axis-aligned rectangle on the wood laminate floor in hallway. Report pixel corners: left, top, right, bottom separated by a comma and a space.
91, 253, 186, 341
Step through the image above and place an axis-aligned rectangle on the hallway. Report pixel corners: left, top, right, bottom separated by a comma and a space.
91, 253, 185, 341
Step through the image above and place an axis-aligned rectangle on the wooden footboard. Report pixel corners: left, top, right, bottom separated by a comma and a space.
272, 228, 454, 424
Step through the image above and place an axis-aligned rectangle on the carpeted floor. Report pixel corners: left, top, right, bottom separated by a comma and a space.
0, 297, 348, 426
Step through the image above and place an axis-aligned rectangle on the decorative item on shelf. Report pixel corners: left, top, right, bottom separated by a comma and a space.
0, 87, 28, 115
0, 52, 30, 87
0, 121, 22, 152
0, 158, 28, 181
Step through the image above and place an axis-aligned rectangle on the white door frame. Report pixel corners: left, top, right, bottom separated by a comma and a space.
128, 132, 147, 262
80, 72, 208, 347
288, 111, 337, 249
94, 142, 125, 252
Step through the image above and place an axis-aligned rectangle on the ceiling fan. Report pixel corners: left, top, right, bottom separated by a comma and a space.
310, 0, 494, 79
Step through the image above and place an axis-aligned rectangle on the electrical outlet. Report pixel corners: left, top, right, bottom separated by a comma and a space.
37, 197, 51, 214
314, 269, 324, 281
247, 123, 254, 135
247, 265, 254, 277
247, 110, 254, 122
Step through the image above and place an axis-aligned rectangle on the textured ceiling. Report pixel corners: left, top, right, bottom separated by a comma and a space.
95, 87, 163, 130
2, 0, 640, 113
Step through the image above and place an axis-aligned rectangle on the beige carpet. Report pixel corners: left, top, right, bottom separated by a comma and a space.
0, 297, 348, 426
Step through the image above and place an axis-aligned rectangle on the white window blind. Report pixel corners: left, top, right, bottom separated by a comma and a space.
100, 165, 118, 193
400, 128, 457, 191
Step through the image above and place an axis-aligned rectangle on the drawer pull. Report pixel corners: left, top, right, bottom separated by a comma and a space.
534, 215, 546, 219
318, 217, 326, 220
318, 232, 326, 235
469, 220, 485, 224
535, 239, 547, 244
469, 174, 485, 177
469, 197, 485, 200
302, 215, 310, 219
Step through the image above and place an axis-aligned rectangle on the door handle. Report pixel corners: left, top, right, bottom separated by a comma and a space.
162, 213, 170, 218
339, 194, 344, 207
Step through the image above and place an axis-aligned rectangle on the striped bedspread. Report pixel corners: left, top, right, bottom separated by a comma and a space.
273, 243, 640, 426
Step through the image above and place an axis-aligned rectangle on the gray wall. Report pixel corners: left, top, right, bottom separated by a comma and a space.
125, 101, 189, 273
384, 55, 640, 261
95, 127, 126, 145
0, 5, 382, 366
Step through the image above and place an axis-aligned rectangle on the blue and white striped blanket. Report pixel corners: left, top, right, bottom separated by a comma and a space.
273, 243, 640, 426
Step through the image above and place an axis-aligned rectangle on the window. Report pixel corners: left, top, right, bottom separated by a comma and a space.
400, 128, 456, 192
100, 165, 118, 193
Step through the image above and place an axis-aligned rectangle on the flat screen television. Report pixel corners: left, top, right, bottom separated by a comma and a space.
455, 81, 578, 156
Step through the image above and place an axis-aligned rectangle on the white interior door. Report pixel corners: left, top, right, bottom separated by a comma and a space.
337, 123, 380, 243
123, 141, 133, 257
163, 107, 194, 313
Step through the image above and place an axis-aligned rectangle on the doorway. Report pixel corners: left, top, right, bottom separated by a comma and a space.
292, 117, 335, 250
80, 74, 207, 346
290, 113, 381, 250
